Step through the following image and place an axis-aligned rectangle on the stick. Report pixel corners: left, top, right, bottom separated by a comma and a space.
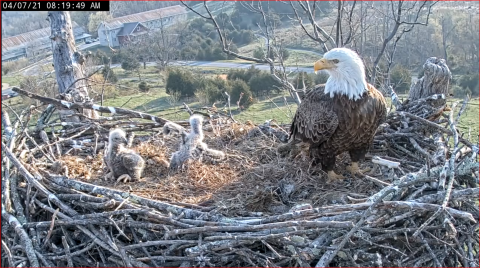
371, 156, 400, 169
61, 236, 73, 267
43, 208, 59, 246
400, 111, 473, 147
315, 188, 396, 267
168, 220, 354, 237
12, 87, 171, 125
2, 142, 78, 217
2, 207, 39, 267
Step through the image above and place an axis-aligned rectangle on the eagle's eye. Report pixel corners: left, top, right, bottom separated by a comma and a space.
332, 59, 339, 64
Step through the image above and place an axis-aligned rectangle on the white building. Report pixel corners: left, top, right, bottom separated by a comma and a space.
1, 22, 91, 62
97, 5, 188, 48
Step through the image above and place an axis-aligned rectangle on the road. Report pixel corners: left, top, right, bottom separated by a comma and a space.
14, 39, 317, 77
16, 41, 101, 76
106, 60, 314, 74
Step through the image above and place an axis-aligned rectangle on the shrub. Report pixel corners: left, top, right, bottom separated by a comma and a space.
138, 81, 150, 92
121, 56, 140, 71
390, 65, 412, 94
2, 58, 30, 75
101, 65, 118, 83
165, 68, 196, 97
227, 66, 261, 83
230, 79, 254, 109
293, 71, 314, 90
248, 72, 283, 96
95, 51, 110, 65
457, 73, 479, 96
451, 85, 470, 98
253, 47, 289, 61
195, 76, 228, 104
253, 47, 265, 59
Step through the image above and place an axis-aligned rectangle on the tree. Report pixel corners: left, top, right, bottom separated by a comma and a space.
390, 65, 412, 94
230, 79, 254, 109
48, 11, 97, 123
87, 12, 112, 36
138, 81, 150, 92
182, 0, 438, 105
165, 68, 196, 97
457, 73, 479, 96
180, 0, 302, 105
70, 11, 94, 32
101, 65, 118, 83
293, 72, 314, 90
121, 56, 140, 72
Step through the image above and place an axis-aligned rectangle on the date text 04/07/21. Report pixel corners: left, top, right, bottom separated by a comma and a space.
1, 1, 110, 11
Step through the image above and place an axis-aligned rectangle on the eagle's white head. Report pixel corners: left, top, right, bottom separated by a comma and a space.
314, 48, 367, 101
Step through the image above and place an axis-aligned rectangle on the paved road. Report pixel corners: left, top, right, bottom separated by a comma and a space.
106, 60, 314, 74
17, 41, 101, 76
16, 39, 318, 76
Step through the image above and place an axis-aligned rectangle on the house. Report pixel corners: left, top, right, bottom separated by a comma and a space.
97, 5, 187, 48
1, 22, 91, 62
116, 22, 149, 46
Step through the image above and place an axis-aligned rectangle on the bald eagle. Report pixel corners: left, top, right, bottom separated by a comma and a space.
288, 48, 387, 181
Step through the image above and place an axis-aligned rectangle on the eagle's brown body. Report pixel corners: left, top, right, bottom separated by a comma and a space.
290, 83, 387, 173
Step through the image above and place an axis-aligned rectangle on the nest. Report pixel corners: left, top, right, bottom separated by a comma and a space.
1, 87, 479, 267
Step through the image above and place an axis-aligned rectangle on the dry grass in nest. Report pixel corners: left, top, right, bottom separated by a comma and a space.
49, 122, 385, 218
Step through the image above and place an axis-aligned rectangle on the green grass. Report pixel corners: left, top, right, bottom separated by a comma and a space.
285, 50, 320, 67
99, 78, 479, 145
1, 75, 24, 86
447, 99, 479, 143
2, 60, 478, 145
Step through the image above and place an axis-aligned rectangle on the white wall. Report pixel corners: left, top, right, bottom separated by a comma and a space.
98, 13, 187, 48
98, 24, 109, 46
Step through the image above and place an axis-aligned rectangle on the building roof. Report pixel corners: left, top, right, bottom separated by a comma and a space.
116, 22, 148, 37
2, 21, 84, 52
102, 5, 187, 30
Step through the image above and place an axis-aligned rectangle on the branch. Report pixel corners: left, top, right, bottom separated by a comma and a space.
12, 87, 170, 125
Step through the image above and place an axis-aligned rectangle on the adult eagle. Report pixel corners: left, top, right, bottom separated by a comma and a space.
288, 48, 387, 181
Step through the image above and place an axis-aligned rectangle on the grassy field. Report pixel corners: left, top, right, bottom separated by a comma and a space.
100, 84, 479, 142
99, 67, 480, 143
2, 60, 478, 144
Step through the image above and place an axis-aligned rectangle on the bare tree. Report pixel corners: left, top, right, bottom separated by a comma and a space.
181, 1, 302, 105
109, 1, 122, 18
48, 11, 98, 122
182, 0, 437, 104
289, 1, 336, 52
369, 1, 437, 84
149, 22, 184, 70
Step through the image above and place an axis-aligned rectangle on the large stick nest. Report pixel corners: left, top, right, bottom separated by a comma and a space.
1, 87, 478, 267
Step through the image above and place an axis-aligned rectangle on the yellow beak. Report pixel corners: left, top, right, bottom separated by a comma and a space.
313, 59, 332, 74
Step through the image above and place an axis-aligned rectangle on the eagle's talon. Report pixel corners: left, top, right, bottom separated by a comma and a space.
327, 170, 345, 182
105, 172, 114, 181
347, 162, 371, 176
346, 162, 361, 175
116, 174, 134, 183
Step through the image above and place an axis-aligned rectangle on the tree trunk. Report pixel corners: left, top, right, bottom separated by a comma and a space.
408, 57, 452, 101
48, 11, 98, 122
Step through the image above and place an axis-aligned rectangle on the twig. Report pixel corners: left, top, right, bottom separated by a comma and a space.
43, 208, 59, 246
61, 236, 73, 267
12, 87, 171, 125
2, 207, 39, 267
